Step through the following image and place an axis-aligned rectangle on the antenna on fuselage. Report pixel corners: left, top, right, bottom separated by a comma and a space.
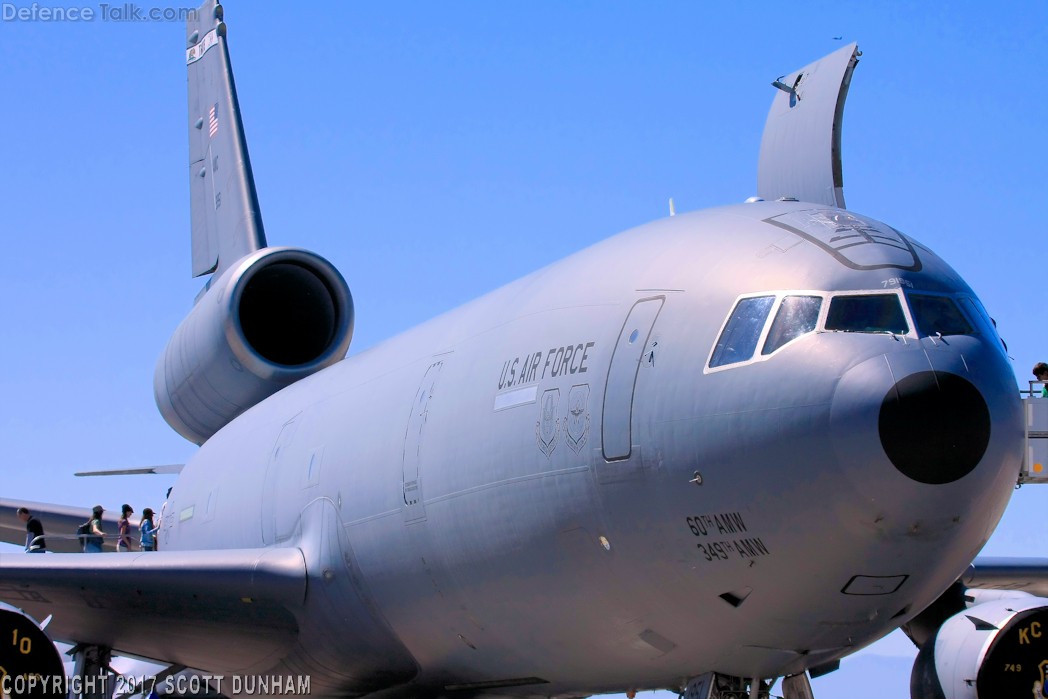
668, 198, 676, 217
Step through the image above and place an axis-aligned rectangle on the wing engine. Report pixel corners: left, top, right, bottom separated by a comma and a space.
0, 603, 65, 694
154, 247, 353, 444
908, 590, 1048, 698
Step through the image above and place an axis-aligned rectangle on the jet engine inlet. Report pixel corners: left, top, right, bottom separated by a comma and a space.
879, 371, 990, 485
155, 247, 354, 444
239, 261, 339, 366
910, 597, 1048, 699
0, 603, 65, 693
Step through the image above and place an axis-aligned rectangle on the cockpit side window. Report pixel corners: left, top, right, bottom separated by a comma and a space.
762, 296, 822, 355
825, 294, 908, 334
908, 294, 973, 337
958, 296, 1008, 354
709, 296, 775, 368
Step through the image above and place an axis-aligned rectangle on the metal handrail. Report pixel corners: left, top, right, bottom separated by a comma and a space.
1022, 380, 1046, 398
30, 533, 91, 541
24, 532, 107, 552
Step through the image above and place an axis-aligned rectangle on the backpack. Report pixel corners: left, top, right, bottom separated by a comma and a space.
76, 521, 91, 540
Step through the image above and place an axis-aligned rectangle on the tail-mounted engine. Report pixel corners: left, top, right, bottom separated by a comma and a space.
909, 592, 1048, 698
155, 247, 353, 444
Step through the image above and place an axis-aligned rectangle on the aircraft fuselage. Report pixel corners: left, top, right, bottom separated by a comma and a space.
162, 201, 1023, 695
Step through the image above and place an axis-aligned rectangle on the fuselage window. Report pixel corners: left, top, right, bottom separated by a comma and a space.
825, 294, 908, 334
762, 295, 822, 355
908, 294, 973, 337
709, 295, 775, 367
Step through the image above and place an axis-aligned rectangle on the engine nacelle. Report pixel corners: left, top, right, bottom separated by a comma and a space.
0, 602, 65, 694
910, 595, 1048, 698
155, 247, 353, 444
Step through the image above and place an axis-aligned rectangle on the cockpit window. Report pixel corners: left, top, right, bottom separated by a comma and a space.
908, 294, 973, 337
709, 296, 775, 367
958, 296, 1008, 354
762, 296, 822, 355
825, 294, 908, 334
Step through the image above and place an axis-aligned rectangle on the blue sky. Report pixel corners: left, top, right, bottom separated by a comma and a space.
1, 2, 1045, 697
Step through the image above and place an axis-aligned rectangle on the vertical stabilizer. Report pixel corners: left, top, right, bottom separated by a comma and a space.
186, 0, 266, 278
757, 43, 860, 208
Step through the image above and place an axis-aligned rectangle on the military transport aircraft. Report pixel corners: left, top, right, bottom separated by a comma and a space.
1, 2, 1046, 699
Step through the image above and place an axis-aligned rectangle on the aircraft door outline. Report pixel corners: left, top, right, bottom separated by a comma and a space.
261, 414, 300, 545
402, 359, 445, 524
601, 297, 665, 461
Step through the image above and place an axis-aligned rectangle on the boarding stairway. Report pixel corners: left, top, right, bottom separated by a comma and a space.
1019, 381, 1048, 484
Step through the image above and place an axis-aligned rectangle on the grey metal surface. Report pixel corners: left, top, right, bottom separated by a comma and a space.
601, 297, 663, 460
965, 557, 1048, 597
153, 247, 354, 444
757, 43, 860, 207
73, 464, 184, 477
186, 0, 266, 277
0, 547, 305, 671
0, 5, 1038, 697
154, 199, 1023, 695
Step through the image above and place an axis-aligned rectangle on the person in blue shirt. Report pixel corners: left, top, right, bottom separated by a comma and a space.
139, 507, 157, 551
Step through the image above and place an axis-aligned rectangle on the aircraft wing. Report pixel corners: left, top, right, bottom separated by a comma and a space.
963, 557, 1048, 597
0, 548, 305, 672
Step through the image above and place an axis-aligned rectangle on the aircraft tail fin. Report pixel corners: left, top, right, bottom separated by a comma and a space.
186, 0, 266, 278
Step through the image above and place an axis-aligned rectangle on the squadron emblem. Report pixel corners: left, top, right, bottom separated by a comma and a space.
764, 209, 922, 272
566, 384, 590, 453
536, 389, 561, 458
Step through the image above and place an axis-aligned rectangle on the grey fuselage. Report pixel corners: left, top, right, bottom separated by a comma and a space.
160, 200, 1022, 696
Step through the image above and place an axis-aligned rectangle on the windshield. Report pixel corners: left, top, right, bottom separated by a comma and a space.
763, 296, 822, 355
709, 296, 775, 368
908, 294, 973, 337
825, 294, 908, 334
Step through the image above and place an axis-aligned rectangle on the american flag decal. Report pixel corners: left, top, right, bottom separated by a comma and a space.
208, 104, 218, 138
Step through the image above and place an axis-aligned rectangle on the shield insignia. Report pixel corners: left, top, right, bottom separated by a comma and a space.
536, 389, 560, 458
764, 209, 922, 272
566, 384, 590, 453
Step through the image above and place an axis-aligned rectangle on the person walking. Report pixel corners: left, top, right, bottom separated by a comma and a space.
83, 505, 106, 553
139, 508, 156, 551
16, 507, 46, 552
117, 504, 136, 552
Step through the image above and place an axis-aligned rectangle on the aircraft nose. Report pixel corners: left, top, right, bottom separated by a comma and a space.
831, 353, 992, 486
878, 370, 991, 484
